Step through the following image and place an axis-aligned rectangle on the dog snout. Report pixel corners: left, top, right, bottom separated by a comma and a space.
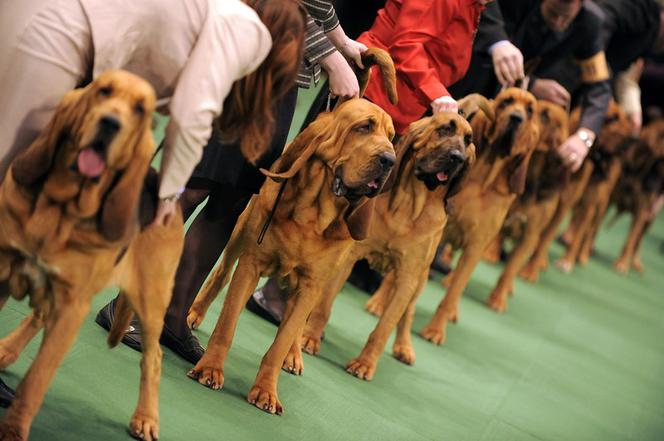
99, 115, 121, 135
378, 151, 396, 171
508, 112, 524, 125
449, 150, 465, 165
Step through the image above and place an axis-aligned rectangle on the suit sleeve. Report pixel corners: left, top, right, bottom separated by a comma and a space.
473, 1, 510, 54
388, 0, 456, 104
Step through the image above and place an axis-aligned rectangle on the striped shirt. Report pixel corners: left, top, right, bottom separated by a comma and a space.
298, 0, 340, 88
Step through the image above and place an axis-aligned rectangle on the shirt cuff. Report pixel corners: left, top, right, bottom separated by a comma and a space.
488, 40, 511, 55
418, 82, 449, 105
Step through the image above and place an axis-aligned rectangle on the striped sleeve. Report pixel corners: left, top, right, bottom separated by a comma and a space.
297, 15, 336, 88
301, 0, 340, 32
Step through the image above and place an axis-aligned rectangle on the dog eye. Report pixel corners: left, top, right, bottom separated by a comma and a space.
355, 122, 372, 133
134, 102, 145, 116
464, 134, 472, 146
98, 86, 113, 97
497, 100, 508, 110
526, 105, 533, 118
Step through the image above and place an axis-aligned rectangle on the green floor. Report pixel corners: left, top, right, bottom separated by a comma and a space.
2, 87, 664, 440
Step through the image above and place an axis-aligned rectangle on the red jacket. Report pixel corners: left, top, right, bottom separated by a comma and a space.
359, 0, 484, 134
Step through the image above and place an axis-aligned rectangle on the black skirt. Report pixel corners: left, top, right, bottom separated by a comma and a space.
190, 87, 298, 194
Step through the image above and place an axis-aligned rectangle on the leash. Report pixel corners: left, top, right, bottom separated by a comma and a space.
257, 179, 288, 245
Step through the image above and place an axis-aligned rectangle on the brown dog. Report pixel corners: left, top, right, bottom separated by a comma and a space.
612, 119, 664, 273
519, 101, 630, 282
283, 108, 477, 381
419, 87, 540, 345
0, 71, 184, 441
184, 50, 398, 414
485, 100, 569, 312
555, 102, 632, 273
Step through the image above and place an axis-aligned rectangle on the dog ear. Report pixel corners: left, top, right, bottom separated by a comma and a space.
344, 197, 376, 241
12, 88, 87, 186
445, 143, 476, 205
508, 152, 531, 195
100, 125, 155, 241
260, 113, 334, 182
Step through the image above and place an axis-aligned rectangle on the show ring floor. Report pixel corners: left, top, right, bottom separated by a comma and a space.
1, 211, 663, 441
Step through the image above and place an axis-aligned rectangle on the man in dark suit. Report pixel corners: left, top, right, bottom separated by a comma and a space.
450, 0, 612, 172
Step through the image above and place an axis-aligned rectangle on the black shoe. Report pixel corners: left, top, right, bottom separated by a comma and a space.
159, 325, 205, 365
246, 290, 283, 326
0, 377, 14, 408
95, 297, 143, 352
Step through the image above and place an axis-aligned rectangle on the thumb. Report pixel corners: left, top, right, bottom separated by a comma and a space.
355, 53, 364, 69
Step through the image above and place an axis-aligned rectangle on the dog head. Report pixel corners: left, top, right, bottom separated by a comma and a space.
536, 101, 569, 152
393, 112, 475, 201
11, 70, 157, 241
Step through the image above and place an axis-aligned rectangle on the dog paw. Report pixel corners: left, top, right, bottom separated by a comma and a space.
486, 292, 508, 313
613, 259, 629, 274
555, 258, 573, 274
519, 265, 539, 283
187, 363, 224, 390
0, 423, 25, 441
419, 324, 446, 346
345, 357, 376, 381
392, 344, 416, 365
129, 413, 160, 441
0, 344, 19, 370
364, 296, 385, 317
247, 385, 283, 415
282, 349, 304, 376
300, 335, 321, 356
632, 259, 644, 273
185, 308, 205, 330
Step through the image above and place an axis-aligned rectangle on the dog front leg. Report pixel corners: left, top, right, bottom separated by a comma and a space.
0, 299, 89, 441
391, 267, 428, 366
0, 312, 43, 370
249, 281, 322, 414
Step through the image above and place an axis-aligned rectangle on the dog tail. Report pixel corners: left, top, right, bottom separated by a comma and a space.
357, 48, 398, 105
107, 293, 134, 348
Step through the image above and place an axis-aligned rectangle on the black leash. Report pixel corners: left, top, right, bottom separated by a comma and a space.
257, 179, 288, 245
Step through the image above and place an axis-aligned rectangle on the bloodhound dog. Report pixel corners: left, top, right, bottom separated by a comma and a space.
185, 49, 397, 413
419, 87, 540, 345
555, 101, 632, 273
0, 70, 184, 441
485, 100, 569, 312
282, 107, 477, 381
519, 101, 630, 282
611, 119, 664, 273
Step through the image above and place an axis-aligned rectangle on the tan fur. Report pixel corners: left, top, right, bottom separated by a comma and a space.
0, 71, 184, 441
185, 98, 396, 414
419, 88, 540, 345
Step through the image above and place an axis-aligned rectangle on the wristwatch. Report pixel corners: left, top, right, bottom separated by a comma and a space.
577, 129, 594, 148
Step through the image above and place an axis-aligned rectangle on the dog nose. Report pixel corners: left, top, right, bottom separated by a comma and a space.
99, 115, 121, 134
378, 152, 396, 171
449, 150, 465, 165
509, 113, 524, 125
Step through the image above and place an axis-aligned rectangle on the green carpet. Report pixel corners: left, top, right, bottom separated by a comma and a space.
2, 87, 664, 440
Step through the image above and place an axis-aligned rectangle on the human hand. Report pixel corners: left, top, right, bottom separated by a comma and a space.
557, 130, 593, 172
628, 111, 643, 135
490, 41, 525, 86
326, 27, 368, 68
150, 198, 178, 228
321, 51, 360, 99
530, 79, 571, 108
431, 96, 458, 114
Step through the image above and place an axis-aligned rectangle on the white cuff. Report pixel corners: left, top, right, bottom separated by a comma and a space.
488, 40, 511, 55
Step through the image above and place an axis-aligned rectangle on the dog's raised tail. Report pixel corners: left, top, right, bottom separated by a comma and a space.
357, 48, 398, 105
107, 293, 134, 348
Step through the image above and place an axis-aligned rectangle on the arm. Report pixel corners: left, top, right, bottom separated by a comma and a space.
154, 7, 271, 225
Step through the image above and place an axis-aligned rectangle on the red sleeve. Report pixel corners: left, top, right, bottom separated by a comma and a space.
388, 0, 455, 104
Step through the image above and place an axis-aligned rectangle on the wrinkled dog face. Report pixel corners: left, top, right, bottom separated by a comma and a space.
67, 71, 156, 179
596, 101, 632, 155
536, 101, 569, 152
411, 113, 474, 190
324, 100, 396, 201
488, 88, 538, 157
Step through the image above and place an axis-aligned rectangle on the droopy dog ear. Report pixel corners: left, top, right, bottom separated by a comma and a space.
12, 88, 88, 186
344, 197, 376, 241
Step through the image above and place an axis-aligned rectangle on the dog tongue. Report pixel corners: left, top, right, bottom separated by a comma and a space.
368, 179, 379, 189
77, 148, 105, 178
437, 171, 448, 182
